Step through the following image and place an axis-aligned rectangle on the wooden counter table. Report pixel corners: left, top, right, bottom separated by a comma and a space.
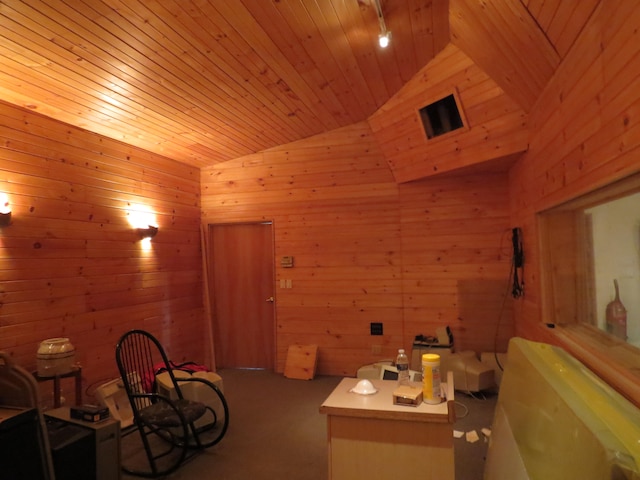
319, 372, 455, 480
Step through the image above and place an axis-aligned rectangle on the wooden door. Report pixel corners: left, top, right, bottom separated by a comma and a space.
208, 223, 275, 369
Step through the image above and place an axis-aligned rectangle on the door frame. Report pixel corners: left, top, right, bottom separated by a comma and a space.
204, 220, 277, 370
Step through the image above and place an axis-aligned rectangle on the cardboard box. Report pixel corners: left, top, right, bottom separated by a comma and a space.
95, 374, 145, 428
392, 385, 423, 406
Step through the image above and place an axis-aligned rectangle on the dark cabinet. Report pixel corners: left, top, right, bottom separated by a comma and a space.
45, 407, 121, 480
0, 407, 50, 480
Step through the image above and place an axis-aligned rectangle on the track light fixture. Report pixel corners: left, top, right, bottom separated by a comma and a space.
373, 0, 391, 48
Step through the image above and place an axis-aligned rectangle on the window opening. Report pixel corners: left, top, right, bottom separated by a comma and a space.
419, 94, 464, 139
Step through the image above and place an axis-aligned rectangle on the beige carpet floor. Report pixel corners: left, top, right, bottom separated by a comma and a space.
122, 368, 497, 480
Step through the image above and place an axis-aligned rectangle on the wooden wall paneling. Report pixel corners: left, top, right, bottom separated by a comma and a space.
537, 211, 582, 325
85, 0, 302, 145
463, 89, 525, 125
268, 0, 373, 121
463, 80, 506, 109
395, 1, 430, 78
125, 0, 320, 144
159, 2, 323, 138
0, 101, 204, 404
523, 7, 605, 210
242, 0, 363, 124
329, 0, 395, 103
600, 3, 640, 158
0, 1, 255, 161
306, 3, 381, 114
406, 0, 436, 68
369, 44, 529, 183
202, 122, 406, 376
526, 0, 558, 31
370, 45, 473, 125
426, 0, 451, 65
544, 2, 577, 55
1, 114, 194, 185
549, 1, 599, 58
391, 122, 528, 182
449, 0, 560, 112
0, 0, 453, 168
398, 171, 513, 354
601, 0, 639, 82
0, 63, 210, 165
379, 0, 447, 87
491, 1, 559, 88
509, 0, 640, 403
0, 107, 201, 198
523, 0, 600, 60
527, 2, 603, 131
210, 1, 347, 129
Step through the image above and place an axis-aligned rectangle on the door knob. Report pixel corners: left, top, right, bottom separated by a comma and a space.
266, 296, 274, 302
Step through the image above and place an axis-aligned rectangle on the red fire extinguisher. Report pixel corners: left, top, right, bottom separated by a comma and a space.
606, 279, 627, 341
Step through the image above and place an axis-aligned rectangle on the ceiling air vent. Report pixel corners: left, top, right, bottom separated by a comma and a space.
419, 93, 465, 140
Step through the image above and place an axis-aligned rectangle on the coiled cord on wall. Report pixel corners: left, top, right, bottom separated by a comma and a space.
511, 227, 525, 298
492, 227, 525, 372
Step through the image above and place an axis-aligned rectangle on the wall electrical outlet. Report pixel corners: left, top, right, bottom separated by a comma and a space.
371, 344, 382, 355
370, 322, 383, 335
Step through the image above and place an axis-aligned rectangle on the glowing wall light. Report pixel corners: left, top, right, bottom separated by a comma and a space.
136, 225, 158, 239
127, 204, 158, 242
0, 193, 11, 227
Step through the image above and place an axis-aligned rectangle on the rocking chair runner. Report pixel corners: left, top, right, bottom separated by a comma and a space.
115, 329, 229, 478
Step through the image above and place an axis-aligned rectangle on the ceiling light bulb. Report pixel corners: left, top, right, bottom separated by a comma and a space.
378, 32, 390, 48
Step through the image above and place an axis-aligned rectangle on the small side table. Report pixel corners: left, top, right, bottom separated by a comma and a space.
32, 366, 82, 408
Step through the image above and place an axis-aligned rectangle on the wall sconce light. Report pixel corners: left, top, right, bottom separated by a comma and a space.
137, 225, 158, 239
374, 0, 391, 48
127, 204, 158, 243
0, 211, 10, 227
0, 193, 11, 227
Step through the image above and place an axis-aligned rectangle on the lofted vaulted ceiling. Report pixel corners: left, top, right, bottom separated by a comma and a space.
0, 0, 599, 169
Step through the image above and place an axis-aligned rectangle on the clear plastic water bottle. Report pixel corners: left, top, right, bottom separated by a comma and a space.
396, 348, 410, 386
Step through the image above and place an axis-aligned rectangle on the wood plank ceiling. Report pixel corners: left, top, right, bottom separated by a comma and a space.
0, 0, 599, 169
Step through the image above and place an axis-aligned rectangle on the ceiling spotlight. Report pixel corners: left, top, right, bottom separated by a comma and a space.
378, 32, 391, 48
373, 0, 391, 48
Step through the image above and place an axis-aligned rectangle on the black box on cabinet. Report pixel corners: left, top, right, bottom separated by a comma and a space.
70, 404, 110, 423
45, 407, 120, 480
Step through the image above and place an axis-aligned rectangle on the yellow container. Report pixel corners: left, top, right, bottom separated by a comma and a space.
421, 353, 441, 404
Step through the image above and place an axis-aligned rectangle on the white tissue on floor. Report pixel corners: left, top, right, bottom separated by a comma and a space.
466, 430, 480, 443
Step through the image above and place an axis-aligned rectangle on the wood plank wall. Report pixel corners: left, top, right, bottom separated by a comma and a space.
202, 122, 401, 376
201, 121, 514, 376
368, 44, 529, 183
399, 173, 514, 355
0, 100, 203, 404
509, 0, 640, 390
449, 0, 561, 113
